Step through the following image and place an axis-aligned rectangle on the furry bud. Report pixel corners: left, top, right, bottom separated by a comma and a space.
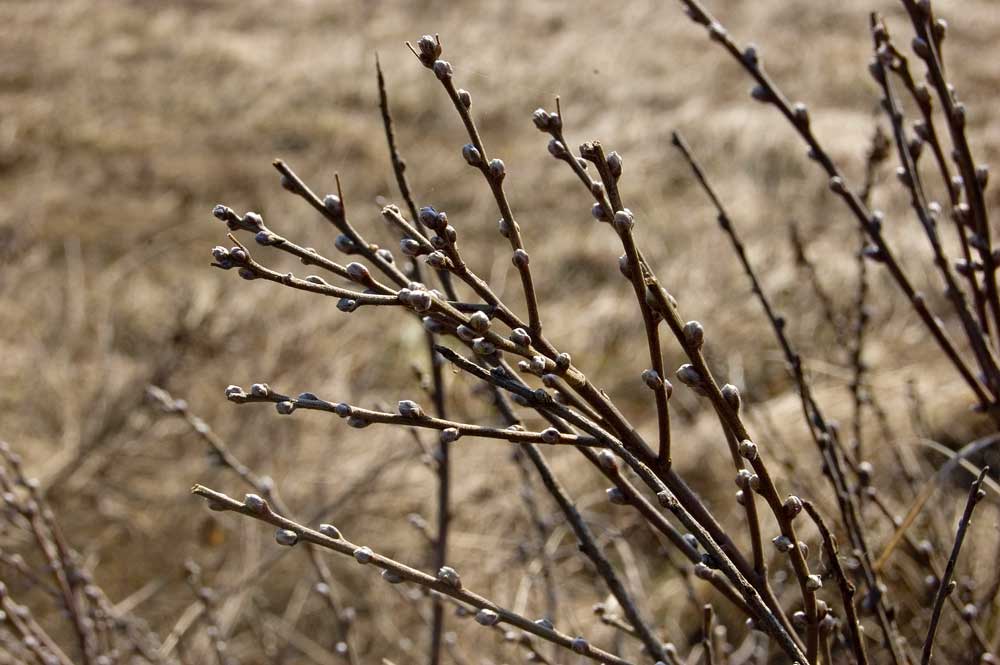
275, 401, 295, 415
571, 638, 589, 654
738, 439, 758, 461
353, 546, 373, 564
437, 566, 462, 588
432, 60, 453, 80
275, 529, 298, 546
244, 494, 267, 514
607, 151, 623, 179
323, 194, 343, 216
381, 570, 404, 584
462, 144, 482, 167
509, 328, 532, 347
457, 89, 471, 108
472, 338, 496, 356
512, 249, 530, 268
606, 487, 627, 505
539, 427, 560, 444
772, 535, 793, 553
397, 400, 425, 418
488, 159, 506, 180
641, 368, 663, 390
440, 427, 461, 443
475, 609, 500, 626
468, 311, 490, 333
612, 209, 634, 233
319, 524, 342, 539
721, 384, 741, 411
783, 495, 803, 518
683, 321, 704, 349
676, 364, 702, 387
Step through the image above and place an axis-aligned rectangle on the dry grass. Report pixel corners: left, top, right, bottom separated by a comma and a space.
2, 1, 1000, 663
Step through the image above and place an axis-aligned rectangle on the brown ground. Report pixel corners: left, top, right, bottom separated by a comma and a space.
2, 1, 999, 663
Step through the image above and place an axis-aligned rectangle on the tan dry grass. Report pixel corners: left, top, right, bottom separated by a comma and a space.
2, 1, 1000, 663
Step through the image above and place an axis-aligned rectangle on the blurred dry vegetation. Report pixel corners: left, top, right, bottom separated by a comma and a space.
2, 0, 1000, 663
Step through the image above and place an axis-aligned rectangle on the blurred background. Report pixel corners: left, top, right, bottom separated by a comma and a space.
2, 0, 999, 663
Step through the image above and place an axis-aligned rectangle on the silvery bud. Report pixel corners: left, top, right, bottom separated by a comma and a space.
472, 338, 496, 356
683, 321, 704, 349
457, 89, 472, 108
539, 427, 560, 444
437, 566, 462, 588
319, 524, 342, 539
510, 328, 532, 347
397, 400, 424, 418
323, 194, 343, 216
244, 494, 267, 514
440, 427, 461, 443
415, 35, 441, 66
676, 364, 702, 388
275, 529, 298, 547
772, 535, 793, 553
606, 487, 627, 505
346, 262, 371, 283
607, 151, 623, 179
596, 450, 617, 471
571, 638, 589, 654
335, 234, 357, 254
275, 401, 295, 415
721, 383, 741, 411
475, 609, 500, 626
783, 495, 804, 518
612, 209, 634, 233
462, 143, 482, 167
468, 310, 490, 333
381, 570, 404, 584
353, 546, 373, 564
488, 159, 506, 180
641, 369, 663, 390
432, 60, 453, 80
738, 439, 758, 461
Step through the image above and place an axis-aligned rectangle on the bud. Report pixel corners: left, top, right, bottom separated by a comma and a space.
468, 311, 490, 333
512, 249, 530, 268
721, 383, 741, 411
540, 427, 560, 444
353, 546, 374, 564
738, 439, 758, 461
532, 108, 552, 131
472, 338, 496, 356
437, 566, 462, 588
641, 368, 663, 390
596, 450, 617, 471
606, 487, 627, 505
488, 159, 506, 180
275, 529, 298, 547
432, 60, 453, 80
510, 328, 532, 347
244, 494, 267, 514
275, 401, 295, 415
806, 575, 823, 591
772, 535, 793, 553
475, 609, 500, 626
335, 234, 357, 254
319, 524, 342, 539
415, 35, 441, 66
440, 427, 461, 443
612, 209, 634, 233
683, 321, 704, 349
323, 194, 343, 216
397, 400, 424, 418
547, 139, 568, 159
381, 570, 404, 584
783, 495, 803, 518
607, 151, 623, 179
457, 89, 472, 108
571, 638, 589, 654
462, 144, 482, 167
676, 364, 702, 388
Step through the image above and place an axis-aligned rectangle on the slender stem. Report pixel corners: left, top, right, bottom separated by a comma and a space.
920, 467, 989, 665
